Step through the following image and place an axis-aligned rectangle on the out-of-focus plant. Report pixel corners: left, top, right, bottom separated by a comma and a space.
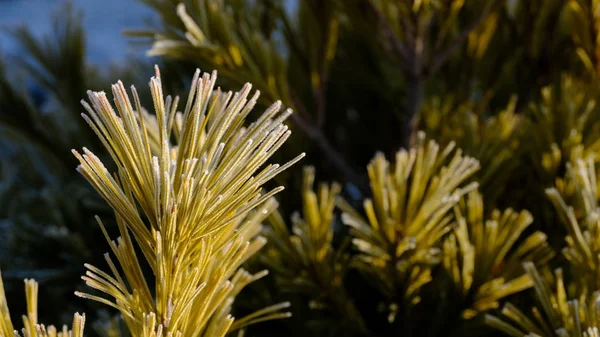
260, 134, 528, 336
501, 75, 600, 245
525, 76, 600, 180
0, 271, 85, 337
547, 158, 600, 291
486, 263, 600, 337
130, 0, 582, 190
421, 97, 525, 207
564, 0, 600, 76
0, 3, 130, 326
344, 0, 505, 146
442, 190, 554, 320
487, 157, 600, 337
339, 133, 479, 323
261, 167, 367, 336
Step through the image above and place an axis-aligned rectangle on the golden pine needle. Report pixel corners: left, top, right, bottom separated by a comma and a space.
262, 167, 368, 334
341, 132, 480, 302
0, 271, 85, 337
488, 157, 600, 336
443, 190, 553, 319
73, 66, 302, 337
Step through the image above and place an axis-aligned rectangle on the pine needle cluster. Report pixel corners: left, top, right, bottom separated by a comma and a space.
70, 66, 303, 336
0, 272, 85, 337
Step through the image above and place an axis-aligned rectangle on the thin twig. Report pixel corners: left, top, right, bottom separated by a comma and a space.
366, 0, 414, 75
278, 5, 310, 71
289, 93, 367, 191
305, 254, 371, 337
314, 84, 327, 128
315, 9, 334, 129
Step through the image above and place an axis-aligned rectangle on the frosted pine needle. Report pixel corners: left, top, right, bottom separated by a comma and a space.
341, 132, 480, 308
487, 157, 600, 336
443, 190, 553, 319
0, 271, 85, 337
72, 66, 303, 337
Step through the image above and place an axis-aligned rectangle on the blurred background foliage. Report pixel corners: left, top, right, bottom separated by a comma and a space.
5, 0, 600, 336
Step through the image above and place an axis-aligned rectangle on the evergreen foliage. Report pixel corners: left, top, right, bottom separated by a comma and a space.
4, 1, 600, 337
